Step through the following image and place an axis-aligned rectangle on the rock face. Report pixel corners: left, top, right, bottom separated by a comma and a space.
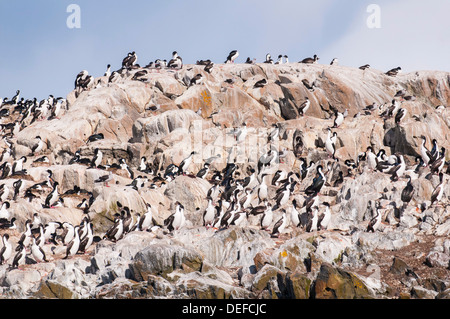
0, 60, 448, 299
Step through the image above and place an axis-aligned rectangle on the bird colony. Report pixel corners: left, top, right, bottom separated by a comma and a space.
0, 50, 448, 299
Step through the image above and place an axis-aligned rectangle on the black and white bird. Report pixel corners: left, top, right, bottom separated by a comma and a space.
91, 148, 103, 168
272, 170, 287, 187
305, 165, 326, 196
430, 173, 445, 206
271, 210, 288, 238
390, 154, 406, 181
231, 122, 248, 143
78, 222, 94, 254
0, 184, 9, 202
61, 222, 75, 246
12, 156, 27, 174
17, 219, 33, 250
430, 139, 440, 163
430, 147, 446, 175
121, 206, 134, 234
418, 136, 432, 166
190, 74, 203, 86
257, 174, 269, 203
86, 133, 104, 144
274, 55, 284, 65
164, 164, 179, 180
44, 181, 59, 208
104, 64, 112, 77
118, 158, 134, 179
0, 217, 16, 230
401, 175, 414, 212
0, 234, 12, 264
30, 136, 45, 156
43, 221, 62, 244
290, 199, 301, 228
264, 53, 274, 64
306, 207, 319, 232
31, 237, 48, 263
359, 64, 370, 70
64, 226, 81, 259
260, 202, 273, 231
325, 128, 337, 159
333, 110, 346, 128
394, 89, 407, 98
12, 244, 27, 269
139, 203, 153, 231
104, 214, 124, 242
317, 202, 331, 230
122, 51, 138, 69
167, 51, 183, 69
108, 71, 120, 83
330, 58, 339, 66
4, 90, 20, 105
254, 78, 267, 88
196, 163, 211, 179
164, 202, 186, 232
12, 179, 24, 201
300, 54, 319, 64
367, 202, 382, 232
239, 188, 253, 209
225, 50, 239, 64
0, 201, 10, 221
386, 67, 402, 77
297, 97, 310, 116
268, 123, 280, 142
95, 171, 114, 187
138, 157, 150, 173
203, 61, 214, 73
245, 57, 255, 64
274, 186, 291, 208
179, 151, 196, 175
395, 107, 407, 125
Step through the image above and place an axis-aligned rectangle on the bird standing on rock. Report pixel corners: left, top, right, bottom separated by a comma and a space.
297, 97, 310, 116
225, 50, 239, 64
64, 226, 81, 259
164, 202, 186, 232
271, 210, 287, 238
367, 202, 382, 232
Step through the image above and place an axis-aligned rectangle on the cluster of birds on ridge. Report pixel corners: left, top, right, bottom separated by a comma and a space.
0, 49, 448, 270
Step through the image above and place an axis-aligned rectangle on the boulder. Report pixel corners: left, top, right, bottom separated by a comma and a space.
130, 244, 203, 281
312, 263, 373, 299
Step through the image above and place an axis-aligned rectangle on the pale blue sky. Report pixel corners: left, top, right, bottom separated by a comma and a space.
0, 0, 449, 100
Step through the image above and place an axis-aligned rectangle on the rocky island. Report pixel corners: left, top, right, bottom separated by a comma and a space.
0, 53, 448, 299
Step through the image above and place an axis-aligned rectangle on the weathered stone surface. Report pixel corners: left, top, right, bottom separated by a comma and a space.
286, 271, 312, 299
312, 263, 372, 299
1, 61, 449, 300
34, 280, 79, 299
132, 109, 201, 144
130, 244, 203, 281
